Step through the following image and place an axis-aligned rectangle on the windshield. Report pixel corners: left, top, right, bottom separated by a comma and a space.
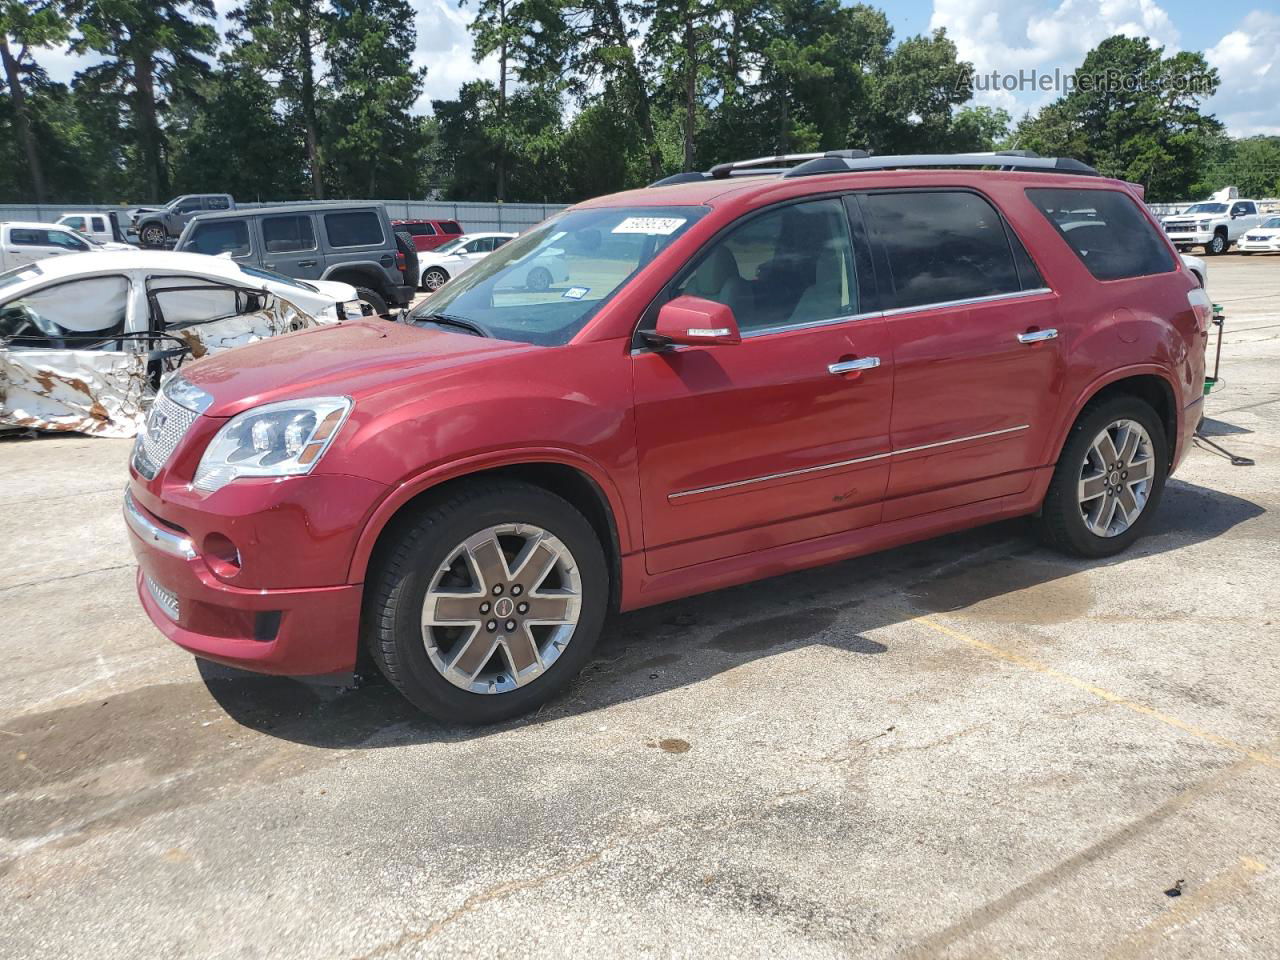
1182, 203, 1227, 215
435, 237, 468, 254
410, 206, 706, 345
1260, 217, 1280, 229
239, 264, 318, 292
0, 263, 42, 291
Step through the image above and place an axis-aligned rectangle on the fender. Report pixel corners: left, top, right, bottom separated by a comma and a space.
322, 261, 389, 284
1044, 362, 1180, 467
346, 445, 635, 584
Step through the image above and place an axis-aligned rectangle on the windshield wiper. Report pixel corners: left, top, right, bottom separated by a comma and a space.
417, 313, 492, 338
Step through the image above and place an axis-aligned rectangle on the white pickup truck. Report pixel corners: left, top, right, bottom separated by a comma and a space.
0, 221, 135, 271
56, 211, 130, 246
1161, 196, 1264, 255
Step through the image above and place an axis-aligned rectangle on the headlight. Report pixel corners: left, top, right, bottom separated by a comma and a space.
192, 397, 352, 492
341, 299, 364, 320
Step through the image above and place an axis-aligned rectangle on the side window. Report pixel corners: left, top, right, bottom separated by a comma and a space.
186, 220, 252, 258
442, 222, 463, 235
675, 198, 858, 333
63, 217, 86, 231
408, 223, 435, 236
1008, 228, 1046, 290
48, 231, 89, 251
262, 215, 317, 253
325, 211, 383, 248
466, 238, 493, 254
175, 198, 204, 215
148, 277, 248, 327
92, 216, 107, 232
494, 236, 512, 249
1027, 188, 1174, 281
206, 196, 231, 210
863, 191, 1021, 310
0, 276, 130, 346
10, 229, 47, 246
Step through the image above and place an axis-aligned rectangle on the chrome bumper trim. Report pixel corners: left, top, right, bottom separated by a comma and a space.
123, 489, 197, 560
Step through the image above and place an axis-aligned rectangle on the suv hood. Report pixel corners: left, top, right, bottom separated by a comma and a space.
177, 319, 530, 418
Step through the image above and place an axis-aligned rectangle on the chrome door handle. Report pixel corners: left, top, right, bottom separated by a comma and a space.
829, 357, 880, 375
1017, 328, 1058, 344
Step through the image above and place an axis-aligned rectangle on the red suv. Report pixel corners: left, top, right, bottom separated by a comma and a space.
125, 152, 1209, 723
393, 218, 464, 251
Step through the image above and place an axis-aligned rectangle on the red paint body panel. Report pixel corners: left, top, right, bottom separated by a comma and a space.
128, 168, 1206, 678
392, 219, 463, 252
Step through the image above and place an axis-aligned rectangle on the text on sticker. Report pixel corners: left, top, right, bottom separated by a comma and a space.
612, 217, 688, 236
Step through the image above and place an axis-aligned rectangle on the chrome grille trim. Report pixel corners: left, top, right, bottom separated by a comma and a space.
132, 378, 210, 478
145, 575, 180, 621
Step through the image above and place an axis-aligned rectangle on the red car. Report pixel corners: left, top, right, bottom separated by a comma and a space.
126, 151, 1209, 723
392, 218, 464, 252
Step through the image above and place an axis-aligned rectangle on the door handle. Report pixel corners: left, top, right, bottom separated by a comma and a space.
829, 357, 881, 375
1017, 328, 1058, 344
298, 260, 317, 268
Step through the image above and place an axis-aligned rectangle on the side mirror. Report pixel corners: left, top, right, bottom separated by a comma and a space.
644, 295, 741, 349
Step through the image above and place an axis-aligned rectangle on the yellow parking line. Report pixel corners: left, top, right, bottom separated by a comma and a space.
913, 615, 1280, 769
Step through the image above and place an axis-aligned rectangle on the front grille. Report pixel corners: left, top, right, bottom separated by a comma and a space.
145, 575, 180, 621
1164, 221, 1193, 232
132, 386, 201, 479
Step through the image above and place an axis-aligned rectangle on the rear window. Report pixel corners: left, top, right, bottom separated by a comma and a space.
1027, 188, 1174, 281
441, 221, 463, 235
325, 211, 383, 248
206, 196, 231, 210
186, 220, 251, 258
863, 190, 1026, 310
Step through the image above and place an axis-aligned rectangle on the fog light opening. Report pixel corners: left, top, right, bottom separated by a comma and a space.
204, 533, 242, 579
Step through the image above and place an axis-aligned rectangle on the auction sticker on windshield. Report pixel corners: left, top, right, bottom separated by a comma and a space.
612, 217, 687, 235
562, 286, 589, 300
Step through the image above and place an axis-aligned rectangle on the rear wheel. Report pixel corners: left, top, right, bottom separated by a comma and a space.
353, 286, 388, 317
139, 224, 167, 247
1035, 397, 1169, 558
422, 267, 449, 292
365, 481, 608, 724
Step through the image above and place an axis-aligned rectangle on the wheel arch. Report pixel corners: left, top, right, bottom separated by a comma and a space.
1050, 367, 1178, 470
349, 454, 630, 612
323, 263, 389, 294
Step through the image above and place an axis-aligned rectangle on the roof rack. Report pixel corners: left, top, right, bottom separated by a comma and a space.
648, 149, 1097, 188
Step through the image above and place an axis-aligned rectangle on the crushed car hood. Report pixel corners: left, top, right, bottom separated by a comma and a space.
177, 319, 532, 418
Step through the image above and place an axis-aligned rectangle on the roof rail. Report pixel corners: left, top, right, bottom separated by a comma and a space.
783, 150, 1098, 178
648, 150, 872, 187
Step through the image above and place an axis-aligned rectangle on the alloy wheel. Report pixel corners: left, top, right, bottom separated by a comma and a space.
1077, 419, 1155, 537
423, 269, 447, 291
421, 523, 582, 694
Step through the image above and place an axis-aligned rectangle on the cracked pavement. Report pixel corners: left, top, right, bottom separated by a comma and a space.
2, 256, 1279, 958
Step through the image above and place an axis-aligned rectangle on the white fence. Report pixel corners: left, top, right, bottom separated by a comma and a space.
0, 199, 569, 233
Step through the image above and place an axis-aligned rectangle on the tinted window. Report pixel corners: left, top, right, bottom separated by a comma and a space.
187, 220, 251, 258
206, 196, 231, 210
325, 211, 383, 248
92, 216, 106, 232
262, 214, 316, 253
864, 191, 1020, 309
175, 198, 204, 214
405, 222, 435, 236
1008, 227, 1045, 289
676, 198, 857, 333
10, 229, 46, 246
1027, 188, 1175, 281
494, 236, 512, 249
466, 238, 494, 253
49, 230, 89, 251
441, 222, 463, 235
62, 217, 86, 231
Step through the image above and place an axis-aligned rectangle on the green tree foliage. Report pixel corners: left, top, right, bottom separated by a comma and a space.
1013, 36, 1222, 201
0, 0, 69, 202
1192, 136, 1280, 199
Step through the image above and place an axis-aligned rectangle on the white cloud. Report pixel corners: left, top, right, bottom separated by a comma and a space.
1206, 10, 1280, 136
929, 0, 1181, 116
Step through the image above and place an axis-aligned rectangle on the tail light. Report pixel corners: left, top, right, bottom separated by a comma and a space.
396, 251, 407, 276
1187, 288, 1213, 333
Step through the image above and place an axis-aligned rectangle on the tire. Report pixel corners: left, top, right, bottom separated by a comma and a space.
140, 223, 167, 248
422, 267, 449, 292
1205, 232, 1227, 256
1035, 397, 1169, 558
395, 231, 419, 292
353, 286, 388, 317
365, 480, 609, 724
526, 266, 553, 292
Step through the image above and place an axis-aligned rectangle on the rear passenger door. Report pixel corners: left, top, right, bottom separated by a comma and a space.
861, 189, 1062, 519
261, 214, 322, 279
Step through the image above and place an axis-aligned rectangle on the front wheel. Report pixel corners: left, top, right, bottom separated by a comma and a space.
1205, 233, 1227, 255
365, 481, 608, 724
1035, 397, 1169, 558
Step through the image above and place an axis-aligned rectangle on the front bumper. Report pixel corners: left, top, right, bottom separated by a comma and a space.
1239, 239, 1280, 252
124, 479, 379, 677
1165, 231, 1214, 245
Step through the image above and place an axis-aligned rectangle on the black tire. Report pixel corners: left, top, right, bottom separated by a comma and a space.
526, 266, 553, 292
1205, 232, 1227, 256
1035, 396, 1169, 558
139, 223, 167, 247
365, 481, 609, 724
395, 231, 419, 292
353, 286, 388, 317
422, 267, 449, 292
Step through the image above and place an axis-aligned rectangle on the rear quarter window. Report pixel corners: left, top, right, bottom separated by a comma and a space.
441, 222, 463, 235
1026, 188, 1174, 281
325, 211, 384, 248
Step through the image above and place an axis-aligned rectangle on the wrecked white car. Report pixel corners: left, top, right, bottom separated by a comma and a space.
0, 251, 363, 438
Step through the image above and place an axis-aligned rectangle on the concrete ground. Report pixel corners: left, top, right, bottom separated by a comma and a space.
2, 254, 1279, 959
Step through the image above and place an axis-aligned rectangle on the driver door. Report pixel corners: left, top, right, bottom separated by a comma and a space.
631, 197, 894, 574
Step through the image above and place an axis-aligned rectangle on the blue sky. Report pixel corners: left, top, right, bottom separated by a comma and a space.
35, 0, 1280, 137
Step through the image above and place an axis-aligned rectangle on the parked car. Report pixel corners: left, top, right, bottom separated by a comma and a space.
0, 221, 136, 270
56, 211, 130, 245
131, 194, 236, 247
1, 251, 361, 437
124, 150, 1208, 724
1160, 195, 1263, 255
175, 202, 416, 315
392, 218, 465, 252
1238, 216, 1280, 254
418, 232, 516, 290
1181, 253, 1207, 287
